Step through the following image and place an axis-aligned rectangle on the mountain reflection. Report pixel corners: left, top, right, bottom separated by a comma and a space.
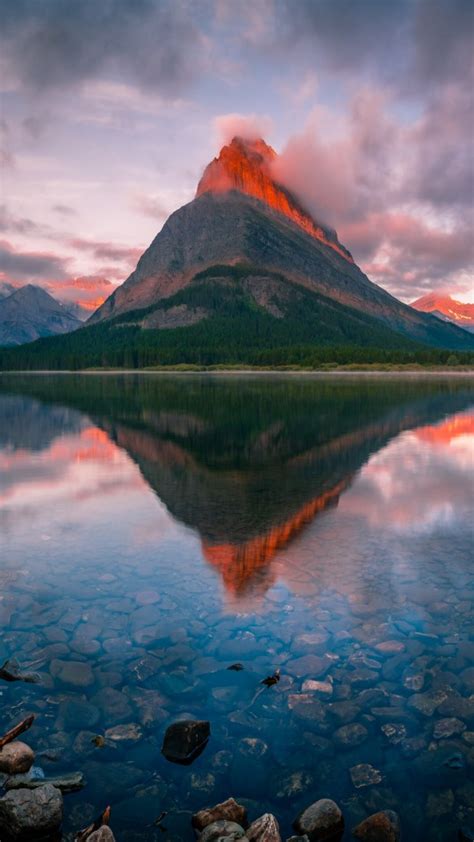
0, 374, 473, 597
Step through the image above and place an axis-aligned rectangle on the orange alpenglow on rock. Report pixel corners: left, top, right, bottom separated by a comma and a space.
196, 136, 353, 263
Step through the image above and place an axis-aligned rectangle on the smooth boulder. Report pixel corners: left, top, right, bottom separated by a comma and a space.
293, 799, 344, 841
353, 811, 400, 842
162, 719, 210, 764
0, 783, 63, 838
193, 798, 248, 831
0, 742, 34, 775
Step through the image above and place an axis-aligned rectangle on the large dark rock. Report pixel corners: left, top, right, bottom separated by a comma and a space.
162, 719, 210, 764
0, 783, 63, 838
352, 811, 400, 842
193, 797, 247, 831
293, 799, 344, 840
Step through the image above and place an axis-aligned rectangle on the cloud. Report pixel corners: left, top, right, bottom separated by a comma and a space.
46, 275, 113, 310
132, 194, 170, 221
276, 0, 473, 95
1, 0, 208, 97
67, 237, 142, 264
0, 204, 48, 235
270, 83, 473, 300
52, 204, 77, 217
0, 240, 69, 281
0, 118, 15, 169
214, 112, 274, 146
272, 90, 398, 228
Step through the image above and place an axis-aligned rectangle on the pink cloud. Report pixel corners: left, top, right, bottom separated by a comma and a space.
214, 112, 274, 147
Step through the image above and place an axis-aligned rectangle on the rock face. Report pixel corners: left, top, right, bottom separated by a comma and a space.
88, 137, 473, 352
293, 799, 344, 840
161, 719, 210, 764
352, 810, 400, 842
0, 284, 80, 347
196, 137, 352, 261
0, 742, 34, 775
193, 797, 248, 831
0, 783, 63, 838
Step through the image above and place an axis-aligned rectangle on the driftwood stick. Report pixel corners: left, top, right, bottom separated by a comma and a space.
0, 714, 35, 750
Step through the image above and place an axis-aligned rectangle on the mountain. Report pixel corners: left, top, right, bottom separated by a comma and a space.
0, 284, 81, 346
86, 136, 472, 352
1, 137, 472, 367
411, 293, 474, 333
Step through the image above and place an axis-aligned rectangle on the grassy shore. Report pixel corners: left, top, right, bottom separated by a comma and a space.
2, 363, 474, 375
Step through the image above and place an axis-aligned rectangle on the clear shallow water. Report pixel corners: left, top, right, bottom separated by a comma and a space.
0, 373, 473, 841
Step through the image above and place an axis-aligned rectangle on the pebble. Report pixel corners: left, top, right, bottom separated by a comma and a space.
293, 798, 344, 840
199, 820, 247, 841
192, 797, 247, 831
333, 723, 368, 749
352, 810, 400, 841
350, 764, 383, 789
247, 813, 281, 841
433, 717, 466, 739
50, 659, 94, 687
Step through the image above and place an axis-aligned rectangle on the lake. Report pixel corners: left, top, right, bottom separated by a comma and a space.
0, 373, 473, 841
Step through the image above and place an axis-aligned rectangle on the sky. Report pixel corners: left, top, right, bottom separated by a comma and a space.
0, 0, 473, 311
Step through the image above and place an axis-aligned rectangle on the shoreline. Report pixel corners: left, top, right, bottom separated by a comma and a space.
1, 366, 474, 377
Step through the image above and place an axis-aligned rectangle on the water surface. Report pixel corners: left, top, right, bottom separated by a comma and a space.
0, 374, 473, 841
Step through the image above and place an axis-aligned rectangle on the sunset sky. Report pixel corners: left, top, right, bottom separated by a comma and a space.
1, 0, 473, 310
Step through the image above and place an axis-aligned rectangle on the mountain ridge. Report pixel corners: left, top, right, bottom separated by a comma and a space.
0, 284, 81, 346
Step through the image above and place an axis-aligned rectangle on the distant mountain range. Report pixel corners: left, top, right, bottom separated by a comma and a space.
0, 284, 81, 346
411, 293, 474, 333
0, 136, 472, 364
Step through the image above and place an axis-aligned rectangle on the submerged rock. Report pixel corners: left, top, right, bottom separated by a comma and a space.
5, 770, 84, 792
162, 719, 210, 764
350, 764, 383, 789
193, 797, 248, 831
293, 798, 344, 840
0, 742, 34, 775
433, 717, 466, 739
248, 813, 281, 841
333, 723, 368, 749
0, 783, 63, 838
199, 819, 247, 840
352, 810, 400, 842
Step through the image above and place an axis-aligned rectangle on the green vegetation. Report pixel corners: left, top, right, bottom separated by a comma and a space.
1, 271, 473, 370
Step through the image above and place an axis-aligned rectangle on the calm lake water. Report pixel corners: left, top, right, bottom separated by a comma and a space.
0, 373, 473, 841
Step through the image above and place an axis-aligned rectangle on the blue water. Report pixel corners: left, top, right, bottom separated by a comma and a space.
0, 373, 473, 841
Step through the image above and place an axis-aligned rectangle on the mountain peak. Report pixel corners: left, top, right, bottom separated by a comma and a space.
197, 136, 353, 262
411, 293, 474, 332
